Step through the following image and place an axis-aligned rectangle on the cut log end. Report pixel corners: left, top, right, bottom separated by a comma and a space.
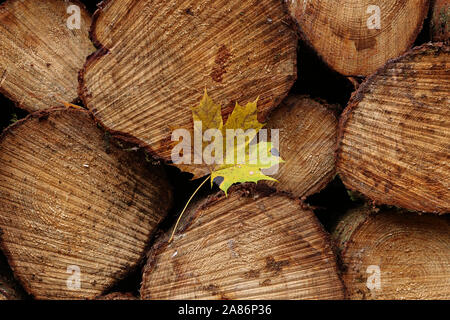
337, 43, 450, 214
333, 207, 450, 299
0, 0, 95, 112
141, 185, 345, 300
0, 108, 172, 299
80, 0, 297, 168
264, 95, 337, 198
286, 0, 430, 76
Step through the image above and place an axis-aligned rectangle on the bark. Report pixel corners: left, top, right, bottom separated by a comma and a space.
97, 292, 138, 300
264, 95, 337, 198
285, 0, 429, 76
79, 0, 297, 175
431, 0, 449, 42
337, 43, 449, 214
0, 0, 95, 112
141, 185, 345, 300
333, 206, 450, 299
0, 107, 173, 299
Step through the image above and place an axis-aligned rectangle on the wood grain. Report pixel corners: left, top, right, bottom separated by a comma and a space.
97, 292, 138, 300
0, 256, 25, 300
264, 95, 337, 198
141, 185, 344, 300
286, 0, 429, 76
431, 0, 449, 42
333, 206, 450, 299
0, 108, 172, 299
0, 0, 95, 111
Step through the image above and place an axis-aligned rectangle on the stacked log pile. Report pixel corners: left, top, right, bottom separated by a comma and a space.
0, 0, 447, 300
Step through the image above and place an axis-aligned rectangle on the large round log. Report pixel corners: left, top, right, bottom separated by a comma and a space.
97, 292, 138, 300
333, 207, 450, 299
264, 95, 337, 198
0, 0, 95, 111
79, 0, 297, 170
285, 0, 429, 76
0, 107, 172, 299
337, 43, 449, 214
141, 185, 345, 300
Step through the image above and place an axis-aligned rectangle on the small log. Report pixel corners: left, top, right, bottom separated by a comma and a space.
285, 0, 429, 76
333, 206, 450, 299
337, 43, 449, 214
0, 0, 95, 112
141, 185, 345, 300
264, 95, 337, 198
0, 108, 172, 299
431, 0, 449, 42
80, 0, 297, 173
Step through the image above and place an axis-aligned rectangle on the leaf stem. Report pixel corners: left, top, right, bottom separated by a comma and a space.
168, 174, 211, 243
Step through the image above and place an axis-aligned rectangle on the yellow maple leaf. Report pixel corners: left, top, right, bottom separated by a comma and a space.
169, 91, 283, 242
190, 90, 282, 192
211, 141, 283, 195
190, 90, 223, 170
220, 99, 265, 169
222, 99, 264, 136
192, 89, 224, 135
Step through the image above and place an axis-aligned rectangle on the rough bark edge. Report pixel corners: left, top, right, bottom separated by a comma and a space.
336, 42, 450, 215
283, 0, 430, 77
140, 182, 345, 299
78, 0, 298, 166
0, 106, 170, 299
263, 94, 340, 199
0, 0, 92, 113
96, 292, 139, 300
